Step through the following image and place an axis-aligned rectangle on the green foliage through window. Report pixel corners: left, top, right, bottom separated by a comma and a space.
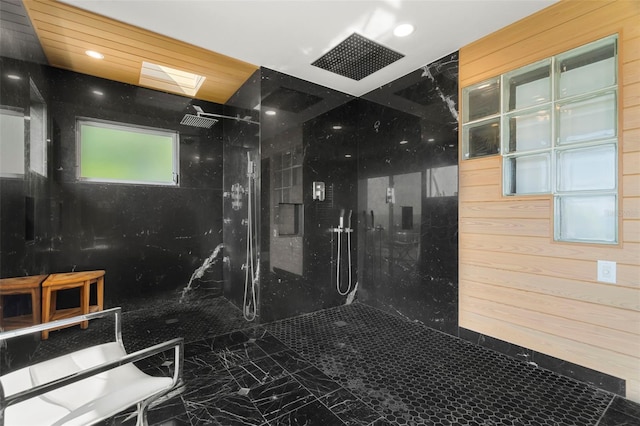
78, 119, 178, 185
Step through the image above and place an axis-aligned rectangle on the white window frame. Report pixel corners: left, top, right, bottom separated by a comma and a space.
76, 117, 179, 186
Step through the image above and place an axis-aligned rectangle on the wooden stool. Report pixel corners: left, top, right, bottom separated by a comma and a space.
41, 270, 105, 339
0, 275, 47, 330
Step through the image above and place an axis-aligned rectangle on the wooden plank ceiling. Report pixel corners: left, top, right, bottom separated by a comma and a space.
22, 0, 259, 104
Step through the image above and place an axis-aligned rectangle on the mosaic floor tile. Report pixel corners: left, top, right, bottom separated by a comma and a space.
266, 302, 615, 426
7, 295, 640, 426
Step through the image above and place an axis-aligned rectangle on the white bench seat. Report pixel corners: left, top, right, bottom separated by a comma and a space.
0, 308, 183, 426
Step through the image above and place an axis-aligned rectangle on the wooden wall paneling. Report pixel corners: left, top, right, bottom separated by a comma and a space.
459, 218, 549, 238
623, 82, 640, 109
460, 1, 612, 66
459, 200, 550, 219
623, 151, 640, 175
460, 233, 640, 265
457, 184, 502, 203
623, 129, 640, 153
460, 297, 639, 363
623, 105, 640, 131
459, 1, 640, 401
623, 220, 640, 243
623, 175, 640, 197
22, 0, 259, 104
460, 264, 640, 312
460, 2, 635, 86
462, 248, 639, 288
459, 167, 501, 188
461, 281, 640, 338
459, 310, 640, 382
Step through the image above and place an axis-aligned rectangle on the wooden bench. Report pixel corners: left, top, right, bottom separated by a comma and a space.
0, 275, 47, 330
41, 270, 105, 339
0, 308, 183, 426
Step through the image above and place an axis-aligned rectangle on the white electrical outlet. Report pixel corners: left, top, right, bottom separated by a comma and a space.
597, 260, 616, 284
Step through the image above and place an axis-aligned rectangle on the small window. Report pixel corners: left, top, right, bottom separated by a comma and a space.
0, 107, 25, 178
77, 118, 178, 186
29, 79, 47, 177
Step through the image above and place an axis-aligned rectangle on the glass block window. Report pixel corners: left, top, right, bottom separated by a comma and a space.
77, 118, 178, 186
462, 35, 619, 244
462, 78, 501, 159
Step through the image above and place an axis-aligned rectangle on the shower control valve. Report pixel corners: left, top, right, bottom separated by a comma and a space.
230, 183, 245, 211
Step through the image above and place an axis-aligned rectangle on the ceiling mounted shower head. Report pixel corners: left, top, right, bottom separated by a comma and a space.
180, 105, 218, 128
312, 33, 405, 81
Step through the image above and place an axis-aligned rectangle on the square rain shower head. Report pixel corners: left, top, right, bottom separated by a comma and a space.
312, 33, 405, 81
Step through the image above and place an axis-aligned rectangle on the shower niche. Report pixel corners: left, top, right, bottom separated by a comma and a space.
270, 145, 304, 275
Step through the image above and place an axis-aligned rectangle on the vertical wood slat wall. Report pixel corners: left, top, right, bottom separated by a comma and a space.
458, 0, 640, 402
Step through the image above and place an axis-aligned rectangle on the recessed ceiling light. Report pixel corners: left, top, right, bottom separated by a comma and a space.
427, 138, 435, 142
393, 23, 414, 37
265, 110, 276, 116
7, 74, 21, 80
332, 125, 343, 130
85, 50, 104, 59
345, 154, 352, 158
399, 140, 408, 145
92, 90, 104, 96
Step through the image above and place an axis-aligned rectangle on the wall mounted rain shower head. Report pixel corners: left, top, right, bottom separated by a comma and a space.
181, 105, 259, 127
180, 105, 219, 128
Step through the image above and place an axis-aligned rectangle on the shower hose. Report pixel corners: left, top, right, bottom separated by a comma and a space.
336, 210, 353, 296
243, 152, 257, 321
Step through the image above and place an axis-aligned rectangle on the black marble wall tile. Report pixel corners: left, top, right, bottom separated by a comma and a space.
600, 396, 640, 426
0, 58, 227, 308
46, 68, 226, 306
222, 77, 261, 315
257, 68, 355, 323
356, 52, 459, 334
0, 57, 52, 281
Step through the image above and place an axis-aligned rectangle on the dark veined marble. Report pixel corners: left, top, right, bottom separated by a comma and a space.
5, 296, 638, 426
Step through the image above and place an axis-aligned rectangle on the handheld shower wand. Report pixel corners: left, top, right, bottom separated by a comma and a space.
243, 152, 258, 321
334, 209, 354, 296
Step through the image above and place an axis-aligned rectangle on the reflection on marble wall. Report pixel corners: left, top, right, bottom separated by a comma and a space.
357, 52, 459, 334
221, 74, 261, 318
47, 68, 226, 306
258, 68, 356, 322
0, 57, 51, 282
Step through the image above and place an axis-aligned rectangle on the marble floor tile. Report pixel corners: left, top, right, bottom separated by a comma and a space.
270, 399, 345, 426
249, 375, 316, 422
229, 355, 289, 390
269, 348, 314, 374
292, 366, 343, 397
9, 296, 640, 426
319, 388, 382, 425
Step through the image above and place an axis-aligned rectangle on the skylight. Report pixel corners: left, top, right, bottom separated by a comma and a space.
139, 61, 206, 97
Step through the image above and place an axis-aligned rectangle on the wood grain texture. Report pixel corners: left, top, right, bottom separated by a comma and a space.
459, 0, 640, 402
22, 0, 258, 103
460, 264, 640, 311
